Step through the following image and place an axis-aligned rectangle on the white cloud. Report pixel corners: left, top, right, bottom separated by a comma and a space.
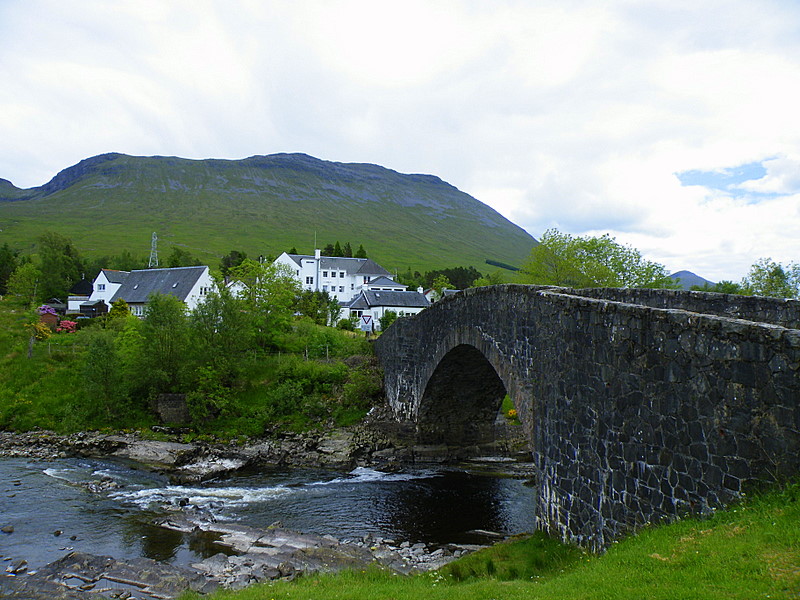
737, 155, 800, 195
2, 0, 800, 281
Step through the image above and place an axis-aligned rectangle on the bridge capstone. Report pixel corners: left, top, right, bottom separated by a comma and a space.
373, 284, 800, 550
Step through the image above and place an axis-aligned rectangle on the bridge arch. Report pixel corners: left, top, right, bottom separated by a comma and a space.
374, 284, 800, 550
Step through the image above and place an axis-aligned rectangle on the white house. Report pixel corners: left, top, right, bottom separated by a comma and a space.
86, 266, 214, 317
273, 250, 397, 303
343, 288, 430, 330
87, 269, 129, 306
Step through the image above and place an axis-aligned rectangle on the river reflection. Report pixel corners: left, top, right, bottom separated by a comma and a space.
0, 458, 536, 569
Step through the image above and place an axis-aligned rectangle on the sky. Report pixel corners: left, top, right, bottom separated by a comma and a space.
2, 1, 800, 282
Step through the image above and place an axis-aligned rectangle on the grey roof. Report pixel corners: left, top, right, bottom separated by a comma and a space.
110, 266, 207, 304
69, 279, 93, 296
366, 276, 406, 289
285, 254, 392, 277
101, 269, 129, 284
345, 290, 430, 310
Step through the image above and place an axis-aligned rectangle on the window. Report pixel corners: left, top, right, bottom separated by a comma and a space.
339, 286, 344, 292
363, 276, 371, 283
322, 271, 328, 278
306, 277, 314, 285
340, 272, 345, 278
322, 285, 328, 291
351, 283, 354, 290
200, 286, 211, 296
97, 283, 106, 291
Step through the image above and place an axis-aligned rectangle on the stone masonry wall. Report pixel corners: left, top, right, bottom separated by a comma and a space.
374, 285, 800, 550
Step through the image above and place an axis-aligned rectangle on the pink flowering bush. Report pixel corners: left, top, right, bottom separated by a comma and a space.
56, 320, 78, 333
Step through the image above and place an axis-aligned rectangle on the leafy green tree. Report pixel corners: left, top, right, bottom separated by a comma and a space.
228, 258, 301, 347
288, 246, 298, 255
166, 246, 201, 268
113, 249, 146, 271
517, 229, 677, 289
354, 244, 367, 259
107, 299, 131, 322
37, 231, 83, 300
379, 310, 398, 331
430, 274, 453, 301
691, 281, 745, 295
82, 329, 124, 418
0, 243, 19, 295
321, 243, 335, 257
296, 290, 341, 326
191, 283, 254, 385
7, 262, 42, 305
742, 258, 800, 299
137, 294, 191, 395
472, 270, 506, 287
424, 266, 483, 290
219, 250, 248, 277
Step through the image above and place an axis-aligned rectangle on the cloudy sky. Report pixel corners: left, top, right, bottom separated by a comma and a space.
2, 0, 800, 282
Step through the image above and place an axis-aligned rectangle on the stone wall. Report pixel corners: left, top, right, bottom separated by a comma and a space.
374, 284, 800, 550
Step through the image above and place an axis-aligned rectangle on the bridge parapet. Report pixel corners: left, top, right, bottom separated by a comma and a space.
374, 284, 800, 550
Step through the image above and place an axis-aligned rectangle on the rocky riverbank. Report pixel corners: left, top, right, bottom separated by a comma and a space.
1, 426, 533, 599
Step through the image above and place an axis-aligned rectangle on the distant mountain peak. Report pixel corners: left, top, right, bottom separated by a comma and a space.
669, 270, 715, 290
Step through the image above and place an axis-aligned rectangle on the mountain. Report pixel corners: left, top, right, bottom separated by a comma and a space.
669, 270, 715, 290
0, 153, 536, 273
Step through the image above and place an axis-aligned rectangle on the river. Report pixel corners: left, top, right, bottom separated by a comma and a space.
0, 456, 536, 571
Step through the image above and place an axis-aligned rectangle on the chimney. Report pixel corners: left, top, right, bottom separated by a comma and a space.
314, 248, 321, 259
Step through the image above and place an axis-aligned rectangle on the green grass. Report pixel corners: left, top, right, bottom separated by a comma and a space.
180, 482, 800, 600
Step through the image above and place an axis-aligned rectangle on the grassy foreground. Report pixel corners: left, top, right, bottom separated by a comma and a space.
181, 482, 800, 600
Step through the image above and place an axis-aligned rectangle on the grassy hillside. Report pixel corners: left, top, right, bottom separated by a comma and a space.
0, 153, 536, 273
181, 480, 800, 600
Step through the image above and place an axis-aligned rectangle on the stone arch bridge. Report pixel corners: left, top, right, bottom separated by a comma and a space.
373, 284, 800, 549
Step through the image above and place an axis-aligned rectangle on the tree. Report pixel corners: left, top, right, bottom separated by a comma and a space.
219, 250, 248, 277
0, 243, 19, 295
472, 270, 506, 287
742, 258, 800, 299
517, 229, 677, 289
82, 329, 124, 418
321, 243, 335, 257
138, 294, 191, 394
191, 282, 254, 385
424, 266, 483, 290
430, 274, 453, 301
289, 247, 298, 255
691, 281, 745, 295
379, 310, 398, 331
37, 231, 83, 300
333, 241, 343, 257
166, 246, 201, 268
7, 262, 42, 305
343, 242, 353, 258
354, 244, 367, 259
228, 259, 301, 347
107, 298, 131, 321
113, 249, 146, 271
295, 290, 341, 326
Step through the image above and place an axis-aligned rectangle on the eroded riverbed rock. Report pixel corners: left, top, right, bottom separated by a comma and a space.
1, 551, 217, 599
